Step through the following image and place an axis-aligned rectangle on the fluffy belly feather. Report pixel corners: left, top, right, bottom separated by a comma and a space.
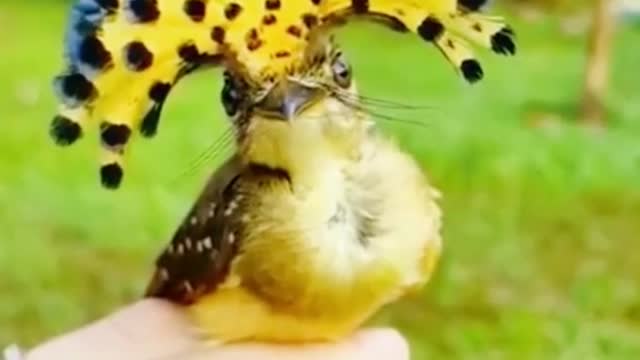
188, 135, 442, 343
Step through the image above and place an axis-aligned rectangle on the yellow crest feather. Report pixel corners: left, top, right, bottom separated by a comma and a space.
51, 0, 515, 189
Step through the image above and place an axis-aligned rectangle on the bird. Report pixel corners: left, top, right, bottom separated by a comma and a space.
50, 0, 516, 189
144, 38, 446, 344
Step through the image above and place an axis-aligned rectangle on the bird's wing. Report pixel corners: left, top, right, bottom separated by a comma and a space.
145, 155, 247, 305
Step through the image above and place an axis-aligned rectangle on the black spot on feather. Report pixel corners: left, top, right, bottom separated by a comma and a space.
128, 0, 160, 22
57, 73, 96, 103
302, 13, 318, 29
50, 115, 82, 146
184, 0, 206, 22
263, 14, 277, 25
287, 25, 302, 38
140, 104, 162, 137
79, 35, 112, 70
224, 3, 242, 20
125, 41, 153, 71
352, 0, 369, 13
245, 28, 263, 51
149, 82, 171, 102
141, 82, 171, 137
417, 17, 444, 42
460, 59, 483, 83
491, 27, 516, 55
211, 26, 226, 44
101, 163, 123, 189
265, 0, 281, 10
101, 123, 131, 147
178, 43, 200, 63
458, 0, 488, 11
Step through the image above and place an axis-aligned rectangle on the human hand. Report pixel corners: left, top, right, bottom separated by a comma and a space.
23, 299, 409, 360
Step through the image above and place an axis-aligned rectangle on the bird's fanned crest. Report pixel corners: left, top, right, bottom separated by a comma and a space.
51, 0, 516, 189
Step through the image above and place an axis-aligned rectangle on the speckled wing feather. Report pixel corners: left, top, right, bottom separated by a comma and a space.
145, 157, 292, 304
145, 155, 245, 304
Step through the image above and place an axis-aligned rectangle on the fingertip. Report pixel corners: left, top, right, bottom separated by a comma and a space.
354, 328, 410, 360
203, 329, 410, 360
117, 299, 179, 323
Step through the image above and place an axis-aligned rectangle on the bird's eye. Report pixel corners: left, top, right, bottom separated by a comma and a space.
221, 71, 242, 116
331, 53, 352, 88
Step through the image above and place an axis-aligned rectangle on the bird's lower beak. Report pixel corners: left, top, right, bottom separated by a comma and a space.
256, 81, 322, 121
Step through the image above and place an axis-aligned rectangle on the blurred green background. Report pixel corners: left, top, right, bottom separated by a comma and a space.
1, 1, 639, 359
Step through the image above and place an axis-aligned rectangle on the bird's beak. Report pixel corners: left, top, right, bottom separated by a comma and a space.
256, 81, 322, 121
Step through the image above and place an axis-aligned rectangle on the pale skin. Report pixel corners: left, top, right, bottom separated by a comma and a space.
25, 299, 409, 360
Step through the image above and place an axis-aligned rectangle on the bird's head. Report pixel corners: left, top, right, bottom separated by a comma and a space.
50, 0, 517, 189
221, 37, 371, 171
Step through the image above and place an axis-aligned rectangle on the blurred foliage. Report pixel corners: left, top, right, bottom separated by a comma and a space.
1, 1, 640, 359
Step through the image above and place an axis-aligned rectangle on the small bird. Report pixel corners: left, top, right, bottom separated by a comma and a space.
144, 38, 445, 343
50, 0, 516, 189
47, 0, 518, 348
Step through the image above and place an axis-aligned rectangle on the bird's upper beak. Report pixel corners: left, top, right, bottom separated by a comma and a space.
255, 80, 323, 121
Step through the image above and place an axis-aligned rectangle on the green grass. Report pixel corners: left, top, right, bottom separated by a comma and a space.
1, 3, 640, 359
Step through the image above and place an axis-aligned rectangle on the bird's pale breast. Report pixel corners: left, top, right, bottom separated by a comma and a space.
189, 134, 442, 342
